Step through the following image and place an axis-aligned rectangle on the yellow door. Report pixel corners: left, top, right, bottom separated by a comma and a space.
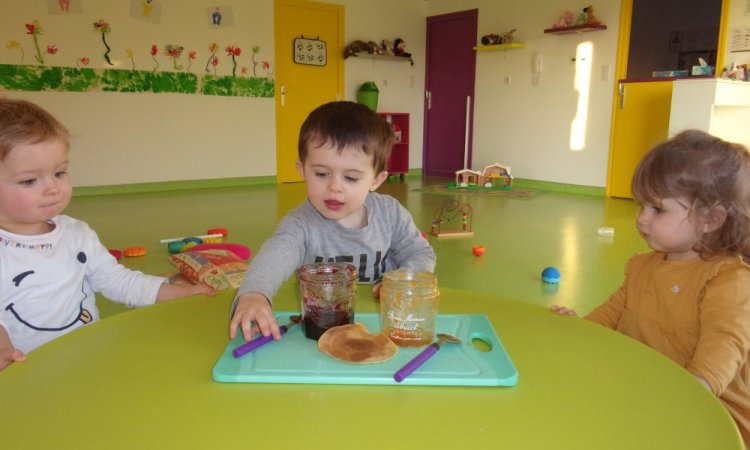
607, 80, 673, 198
605, 0, 729, 199
274, 0, 344, 183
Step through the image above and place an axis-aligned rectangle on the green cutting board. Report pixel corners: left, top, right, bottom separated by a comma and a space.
213, 312, 517, 386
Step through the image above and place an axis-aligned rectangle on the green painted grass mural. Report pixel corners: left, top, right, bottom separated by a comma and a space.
0, 64, 274, 97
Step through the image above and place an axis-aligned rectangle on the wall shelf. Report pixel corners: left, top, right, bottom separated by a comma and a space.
350, 52, 414, 65
543, 24, 607, 35
473, 43, 527, 51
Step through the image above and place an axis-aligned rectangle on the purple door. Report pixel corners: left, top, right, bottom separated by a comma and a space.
423, 10, 477, 177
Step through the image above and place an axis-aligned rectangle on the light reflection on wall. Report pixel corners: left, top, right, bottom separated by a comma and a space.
570, 41, 593, 151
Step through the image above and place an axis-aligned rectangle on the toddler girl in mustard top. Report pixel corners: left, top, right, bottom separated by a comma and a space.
553, 130, 750, 447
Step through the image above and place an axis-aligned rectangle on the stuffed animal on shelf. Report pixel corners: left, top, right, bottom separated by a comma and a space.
583, 5, 600, 25
343, 40, 379, 58
501, 29, 516, 44
381, 39, 394, 56
481, 34, 502, 45
393, 38, 411, 57
552, 10, 575, 28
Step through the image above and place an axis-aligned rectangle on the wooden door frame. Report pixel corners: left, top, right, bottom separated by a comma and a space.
605, 0, 730, 196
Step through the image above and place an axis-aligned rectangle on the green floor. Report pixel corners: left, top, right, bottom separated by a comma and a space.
65, 176, 648, 318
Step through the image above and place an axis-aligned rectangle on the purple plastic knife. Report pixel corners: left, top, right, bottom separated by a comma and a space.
394, 333, 461, 382
232, 315, 301, 358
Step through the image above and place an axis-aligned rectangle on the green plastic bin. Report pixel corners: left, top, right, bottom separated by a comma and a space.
356, 81, 379, 111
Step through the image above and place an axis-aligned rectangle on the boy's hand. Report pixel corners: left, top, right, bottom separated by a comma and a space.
156, 283, 216, 303
371, 281, 383, 299
230, 293, 280, 342
550, 305, 578, 317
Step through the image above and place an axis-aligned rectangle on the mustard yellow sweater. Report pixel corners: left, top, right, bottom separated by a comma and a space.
587, 252, 750, 447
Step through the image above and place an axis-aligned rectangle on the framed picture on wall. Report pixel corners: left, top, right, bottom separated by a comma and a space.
293, 37, 327, 66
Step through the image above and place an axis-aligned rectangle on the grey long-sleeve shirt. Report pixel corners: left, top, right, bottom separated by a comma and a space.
234, 192, 436, 308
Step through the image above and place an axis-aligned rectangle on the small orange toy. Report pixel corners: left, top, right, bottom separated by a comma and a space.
472, 245, 485, 257
124, 246, 147, 257
207, 228, 228, 237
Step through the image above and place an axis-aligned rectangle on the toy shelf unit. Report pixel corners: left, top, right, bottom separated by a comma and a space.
378, 113, 409, 180
543, 24, 607, 35
473, 42, 527, 51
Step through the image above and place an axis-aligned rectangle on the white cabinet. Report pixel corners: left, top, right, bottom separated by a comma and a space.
670, 79, 750, 147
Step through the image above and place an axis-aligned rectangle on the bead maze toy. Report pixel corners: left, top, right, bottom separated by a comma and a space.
430, 199, 474, 238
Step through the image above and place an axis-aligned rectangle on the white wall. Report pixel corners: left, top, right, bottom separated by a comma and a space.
1, 0, 276, 187
425, 1, 620, 187
3, 1, 745, 190
343, 1, 427, 172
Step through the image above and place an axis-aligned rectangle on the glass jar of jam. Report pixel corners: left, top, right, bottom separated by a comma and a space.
299, 262, 357, 340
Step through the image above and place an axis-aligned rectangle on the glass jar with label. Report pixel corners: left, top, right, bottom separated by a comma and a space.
380, 270, 439, 347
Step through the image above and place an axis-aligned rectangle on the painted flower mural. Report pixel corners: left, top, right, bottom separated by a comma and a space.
25, 21, 45, 64
205, 42, 218, 73
6, 40, 25, 63
93, 19, 113, 65
150, 44, 159, 72
187, 50, 196, 71
164, 44, 184, 70
225, 45, 241, 77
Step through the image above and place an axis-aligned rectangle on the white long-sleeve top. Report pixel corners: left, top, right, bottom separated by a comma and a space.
0, 215, 165, 353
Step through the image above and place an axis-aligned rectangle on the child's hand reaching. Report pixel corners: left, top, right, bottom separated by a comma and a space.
0, 327, 27, 371
550, 305, 578, 317
0, 347, 26, 371
230, 292, 281, 342
156, 282, 216, 302
371, 281, 383, 299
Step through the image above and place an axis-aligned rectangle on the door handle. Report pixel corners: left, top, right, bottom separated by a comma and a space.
618, 83, 624, 109
425, 90, 432, 110
280, 84, 286, 107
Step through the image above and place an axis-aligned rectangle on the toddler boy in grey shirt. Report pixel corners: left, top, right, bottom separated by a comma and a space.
229, 101, 436, 343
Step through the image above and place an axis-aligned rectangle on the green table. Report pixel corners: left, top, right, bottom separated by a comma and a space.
0, 285, 742, 449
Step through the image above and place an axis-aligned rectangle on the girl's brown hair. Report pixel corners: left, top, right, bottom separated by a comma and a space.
297, 101, 394, 174
0, 98, 70, 161
632, 129, 750, 262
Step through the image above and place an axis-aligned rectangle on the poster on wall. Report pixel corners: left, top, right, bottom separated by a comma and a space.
208, 6, 235, 28
294, 37, 326, 66
130, 0, 163, 24
731, 28, 750, 52
48, 0, 83, 14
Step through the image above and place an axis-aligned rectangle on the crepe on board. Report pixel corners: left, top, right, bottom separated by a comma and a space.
318, 322, 397, 364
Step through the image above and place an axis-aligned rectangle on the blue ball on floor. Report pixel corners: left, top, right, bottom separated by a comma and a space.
541, 266, 561, 284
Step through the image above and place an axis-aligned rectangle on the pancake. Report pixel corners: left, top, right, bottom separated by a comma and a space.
318, 322, 397, 364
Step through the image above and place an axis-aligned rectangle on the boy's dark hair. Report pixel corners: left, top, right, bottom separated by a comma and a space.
0, 97, 70, 161
298, 101, 394, 173
632, 129, 750, 261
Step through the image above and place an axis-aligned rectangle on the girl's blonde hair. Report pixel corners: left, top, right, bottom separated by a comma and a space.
632, 129, 750, 262
0, 98, 70, 161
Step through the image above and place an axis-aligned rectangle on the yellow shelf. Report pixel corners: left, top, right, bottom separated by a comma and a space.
473, 43, 527, 51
